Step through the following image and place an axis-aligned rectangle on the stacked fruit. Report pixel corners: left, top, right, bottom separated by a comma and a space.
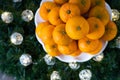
36, 0, 117, 57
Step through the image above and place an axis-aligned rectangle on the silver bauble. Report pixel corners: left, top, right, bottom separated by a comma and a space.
69, 62, 80, 70
116, 36, 120, 48
79, 69, 92, 80
21, 9, 34, 22
13, 0, 22, 2
19, 54, 32, 66
44, 54, 55, 66
51, 71, 61, 80
10, 32, 23, 45
1, 12, 13, 23
112, 9, 120, 21
93, 53, 104, 62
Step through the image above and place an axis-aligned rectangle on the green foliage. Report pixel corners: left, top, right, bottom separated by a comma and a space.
0, 0, 120, 80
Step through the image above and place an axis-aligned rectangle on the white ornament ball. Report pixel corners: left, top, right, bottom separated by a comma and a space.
112, 9, 120, 21
51, 71, 61, 80
1, 12, 13, 23
79, 69, 92, 80
13, 0, 22, 2
93, 53, 104, 62
21, 9, 34, 22
69, 62, 80, 70
116, 36, 120, 48
10, 32, 23, 45
19, 54, 32, 66
44, 54, 55, 66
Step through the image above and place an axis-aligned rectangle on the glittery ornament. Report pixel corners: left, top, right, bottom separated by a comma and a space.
44, 54, 55, 65
10, 32, 23, 45
116, 36, 120, 48
93, 53, 104, 62
112, 9, 120, 21
1, 12, 13, 23
51, 71, 61, 80
13, 0, 22, 2
79, 69, 92, 80
69, 62, 80, 70
19, 54, 32, 66
21, 9, 34, 22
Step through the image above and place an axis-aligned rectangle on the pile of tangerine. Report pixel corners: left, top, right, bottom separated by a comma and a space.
36, 0, 117, 57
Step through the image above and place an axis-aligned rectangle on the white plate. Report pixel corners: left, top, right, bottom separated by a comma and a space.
34, 0, 112, 63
